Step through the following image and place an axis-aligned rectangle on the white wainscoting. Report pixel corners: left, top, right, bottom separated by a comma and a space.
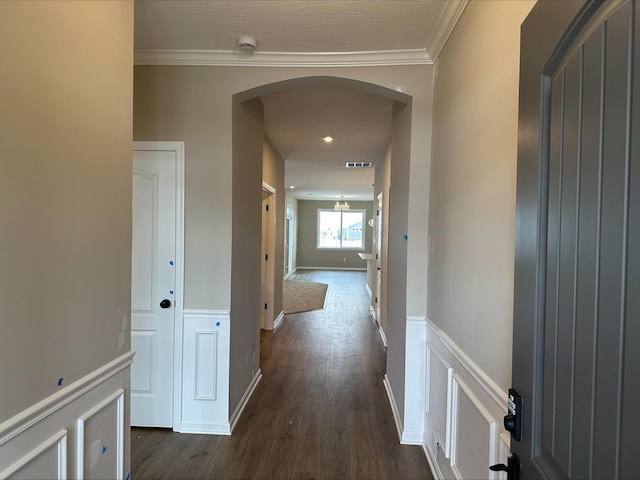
426, 344, 453, 458
273, 311, 285, 330
423, 318, 510, 480
0, 353, 133, 480
178, 310, 231, 435
402, 316, 428, 445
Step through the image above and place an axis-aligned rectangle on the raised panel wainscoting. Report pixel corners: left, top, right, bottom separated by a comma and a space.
423, 319, 510, 480
0, 353, 133, 480
177, 310, 262, 435
178, 310, 231, 434
386, 316, 512, 480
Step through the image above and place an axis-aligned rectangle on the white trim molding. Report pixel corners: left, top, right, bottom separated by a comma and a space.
179, 310, 231, 435
296, 266, 366, 272
0, 352, 134, 445
135, 48, 434, 67
403, 316, 428, 445
273, 311, 285, 330
229, 369, 263, 434
0, 430, 68, 480
422, 318, 510, 480
425, 0, 469, 61
76, 389, 125, 479
378, 323, 388, 348
0, 354, 133, 479
383, 374, 404, 442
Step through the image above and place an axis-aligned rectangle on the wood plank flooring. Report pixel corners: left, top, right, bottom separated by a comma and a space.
131, 270, 433, 480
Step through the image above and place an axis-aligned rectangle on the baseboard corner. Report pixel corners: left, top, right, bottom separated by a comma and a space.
229, 369, 262, 434
383, 374, 403, 443
273, 311, 285, 329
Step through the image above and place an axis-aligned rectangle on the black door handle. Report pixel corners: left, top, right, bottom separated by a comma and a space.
490, 453, 520, 480
160, 299, 172, 309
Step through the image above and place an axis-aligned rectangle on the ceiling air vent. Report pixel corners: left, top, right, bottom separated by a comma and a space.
345, 162, 372, 168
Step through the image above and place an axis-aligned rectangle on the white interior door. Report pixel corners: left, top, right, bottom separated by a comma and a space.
131, 149, 176, 427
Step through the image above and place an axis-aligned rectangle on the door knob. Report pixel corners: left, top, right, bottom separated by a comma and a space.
490, 453, 520, 480
160, 299, 172, 309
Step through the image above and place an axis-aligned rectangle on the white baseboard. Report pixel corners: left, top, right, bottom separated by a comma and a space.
422, 442, 446, 480
273, 311, 285, 329
295, 266, 366, 271
423, 317, 510, 480
178, 421, 232, 435
378, 324, 388, 347
383, 374, 403, 443
229, 369, 263, 434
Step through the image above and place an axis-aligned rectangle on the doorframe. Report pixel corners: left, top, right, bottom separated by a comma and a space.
261, 182, 276, 330
132, 141, 185, 430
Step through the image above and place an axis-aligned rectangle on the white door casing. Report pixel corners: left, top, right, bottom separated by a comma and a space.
261, 184, 276, 330
131, 142, 184, 428
375, 193, 387, 343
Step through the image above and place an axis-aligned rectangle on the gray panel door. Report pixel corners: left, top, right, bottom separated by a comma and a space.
514, 0, 640, 478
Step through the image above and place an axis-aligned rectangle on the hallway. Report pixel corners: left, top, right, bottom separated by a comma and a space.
131, 270, 432, 479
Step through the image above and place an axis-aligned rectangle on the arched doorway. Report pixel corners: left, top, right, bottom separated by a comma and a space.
230, 76, 412, 423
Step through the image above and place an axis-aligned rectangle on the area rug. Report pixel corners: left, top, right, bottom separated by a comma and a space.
283, 280, 328, 314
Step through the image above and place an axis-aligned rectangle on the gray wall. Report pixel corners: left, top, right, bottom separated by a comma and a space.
230, 97, 264, 409
0, 2, 133, 422
134, 66, 432, 427
386, 101, 413, 420
428, 0, 535, 390
296, 200, 374, 270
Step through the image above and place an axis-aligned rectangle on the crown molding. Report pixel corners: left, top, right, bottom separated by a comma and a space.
134, 48, 433, 67
425, 0, 469, 62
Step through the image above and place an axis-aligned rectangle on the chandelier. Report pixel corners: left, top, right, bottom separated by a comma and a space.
334, 196, 350, 211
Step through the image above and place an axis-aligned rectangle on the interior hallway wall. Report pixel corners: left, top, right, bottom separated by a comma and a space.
0, 1, 134, 423
134, 66, 432, 423
427, 0, 536, 390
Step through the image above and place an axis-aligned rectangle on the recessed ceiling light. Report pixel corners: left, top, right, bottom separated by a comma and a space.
289, 185, 295, 189
322, 136, 333, 143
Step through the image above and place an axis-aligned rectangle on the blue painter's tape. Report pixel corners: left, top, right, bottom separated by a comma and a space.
101, 445, 107, 455
170, 290, 174, 295
169, 261, 174, 266
57, 377, 64, 386
216, 322, 221, 327
403, 234, 408, 240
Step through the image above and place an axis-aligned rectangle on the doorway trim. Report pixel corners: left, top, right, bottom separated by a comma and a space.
132, 141, 185, 430
261, 182, 276, 330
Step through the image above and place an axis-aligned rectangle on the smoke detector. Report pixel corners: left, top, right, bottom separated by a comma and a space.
236, 36, 257, 52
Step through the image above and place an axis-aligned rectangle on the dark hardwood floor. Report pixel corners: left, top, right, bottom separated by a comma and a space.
131, 270, 433, 480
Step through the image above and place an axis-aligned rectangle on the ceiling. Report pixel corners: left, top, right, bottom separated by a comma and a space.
134, 0, 466, 201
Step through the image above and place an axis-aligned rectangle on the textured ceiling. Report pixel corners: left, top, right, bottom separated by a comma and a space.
134, 0, 465, 200
262, 84, 393, 201
135, 1, 445, 53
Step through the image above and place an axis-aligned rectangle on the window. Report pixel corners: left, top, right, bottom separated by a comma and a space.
317, 209, 365, 249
